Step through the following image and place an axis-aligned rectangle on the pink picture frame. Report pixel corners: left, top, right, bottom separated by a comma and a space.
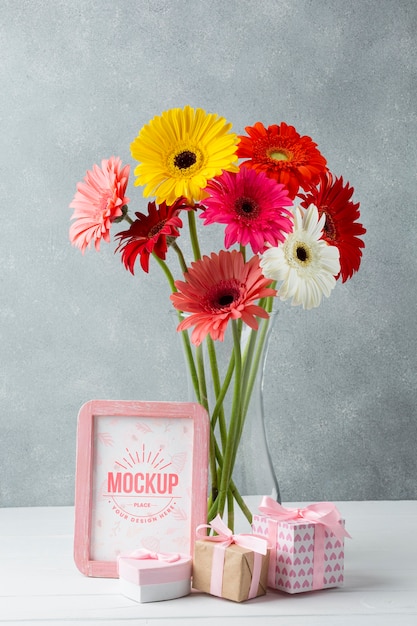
74, 400, 209, 578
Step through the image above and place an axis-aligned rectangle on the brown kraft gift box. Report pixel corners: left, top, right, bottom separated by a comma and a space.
192, 539, 270, 602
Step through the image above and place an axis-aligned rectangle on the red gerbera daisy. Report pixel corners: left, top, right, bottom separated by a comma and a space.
299, 171, 366, 282
170, 250, 277, 346
237, 122, 328, 199
200, 167, 293, 254
69, 157, 130, 252
115, 197, 189, 274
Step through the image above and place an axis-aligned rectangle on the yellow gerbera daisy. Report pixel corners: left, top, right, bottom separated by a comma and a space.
130, 106, 239, 204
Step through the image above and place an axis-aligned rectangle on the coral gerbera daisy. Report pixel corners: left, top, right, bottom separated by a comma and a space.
237, 122, 328, 200
260, 204, 340, 310
130, 105, 239, 205
170, 250, 277, 346
200, 167, 293, 254
115, 197, 189, 274
69, 157, 130, 252
299, 171, 366, 283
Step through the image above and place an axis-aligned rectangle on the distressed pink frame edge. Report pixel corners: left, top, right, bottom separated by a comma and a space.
73, 399, 209, 578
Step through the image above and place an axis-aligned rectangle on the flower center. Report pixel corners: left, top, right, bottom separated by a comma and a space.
218, 294, 235, 306
99, 189, 113, 215
296, 245, 308, 263
148, 221, 165, 239
269, 150, 289, 161
235, 196, 259, 219
167, 144, 204, 178
321, 209, 337, 241
204, 279, 241, 311
174, 150, 197, 170
285, 239, 313, 268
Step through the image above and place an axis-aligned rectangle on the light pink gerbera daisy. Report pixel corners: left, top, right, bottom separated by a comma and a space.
69, 157, 130, 252
201, 168, 293, 254
170, 250, 277, 346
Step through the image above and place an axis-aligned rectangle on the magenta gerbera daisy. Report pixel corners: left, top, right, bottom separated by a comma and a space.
69, 157, 130, 252
299, 171, 366, 282
170, 250, 277, 346
115, 197, 189, 274
200, 167, 293, 254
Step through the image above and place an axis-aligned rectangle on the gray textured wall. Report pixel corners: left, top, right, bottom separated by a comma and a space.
1, 0, 416, 507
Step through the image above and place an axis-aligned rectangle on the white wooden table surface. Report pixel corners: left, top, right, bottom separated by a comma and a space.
1, 500, 416, 625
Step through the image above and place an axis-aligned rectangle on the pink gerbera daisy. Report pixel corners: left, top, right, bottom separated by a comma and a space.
200, 168, 293, 254
115, 197, 189, 274
170, 250, 277, 346
69, 157, 130, 252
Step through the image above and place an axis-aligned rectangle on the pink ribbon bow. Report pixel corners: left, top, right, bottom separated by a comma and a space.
196, 514, 268, 599
121, 548, 181, 563
258, 497, 351, 540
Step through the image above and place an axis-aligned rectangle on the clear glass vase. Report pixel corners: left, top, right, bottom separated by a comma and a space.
172, 307, 280, 529
232, 311, 281, 503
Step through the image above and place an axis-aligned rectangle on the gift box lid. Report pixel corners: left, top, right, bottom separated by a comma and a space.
118, 550, 192, 586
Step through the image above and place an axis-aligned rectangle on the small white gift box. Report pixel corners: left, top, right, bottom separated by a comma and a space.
118, 549, 192, 603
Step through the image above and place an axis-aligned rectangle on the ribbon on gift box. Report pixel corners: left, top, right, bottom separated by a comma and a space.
258, 497, 351, 541
196, 514, 268, 599
258, 497, 351, 591
119, 548, 181, 563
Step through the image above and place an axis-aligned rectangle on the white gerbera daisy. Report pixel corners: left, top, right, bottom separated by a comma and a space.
260, 204, 340, 309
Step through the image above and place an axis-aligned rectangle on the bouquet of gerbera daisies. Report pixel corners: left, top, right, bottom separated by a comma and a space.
69, 106, 365, 527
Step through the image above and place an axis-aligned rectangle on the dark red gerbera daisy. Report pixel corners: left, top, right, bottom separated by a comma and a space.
237, 121, 328, 199
299, 171, 366, 282
115, 197, 189, 274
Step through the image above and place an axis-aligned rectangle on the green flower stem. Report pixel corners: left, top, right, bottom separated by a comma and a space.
207, 430, 224, 513
241, 328, 268, 423
206, 336, 229, 449
219, 295, 277, 524
121, 212, 134, 225
195, 344, 208, 411
207, 433, 253, 526
208, 421, 219, 506
227, 488, 235, 531
206, 424, 252, 525
153, 253, 177, 292
229, 481, 253, 524
210, 352, 234, 441
171, 241, 188, 274
214, 319, 243, 520
169, 241, 202, 398
187, 211, 202, 261
211, 354, 235, 423
193, 343, 220, 501
181, 329, 201, 403
208, 410, 240, 517
207, 478, 252, 526
152, 254, 201, 401
227, 301, 272, 472
196, 343, 218, 493
206, 336, 239, 514
229, 327, 259, 464
241, 298, 276, 422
